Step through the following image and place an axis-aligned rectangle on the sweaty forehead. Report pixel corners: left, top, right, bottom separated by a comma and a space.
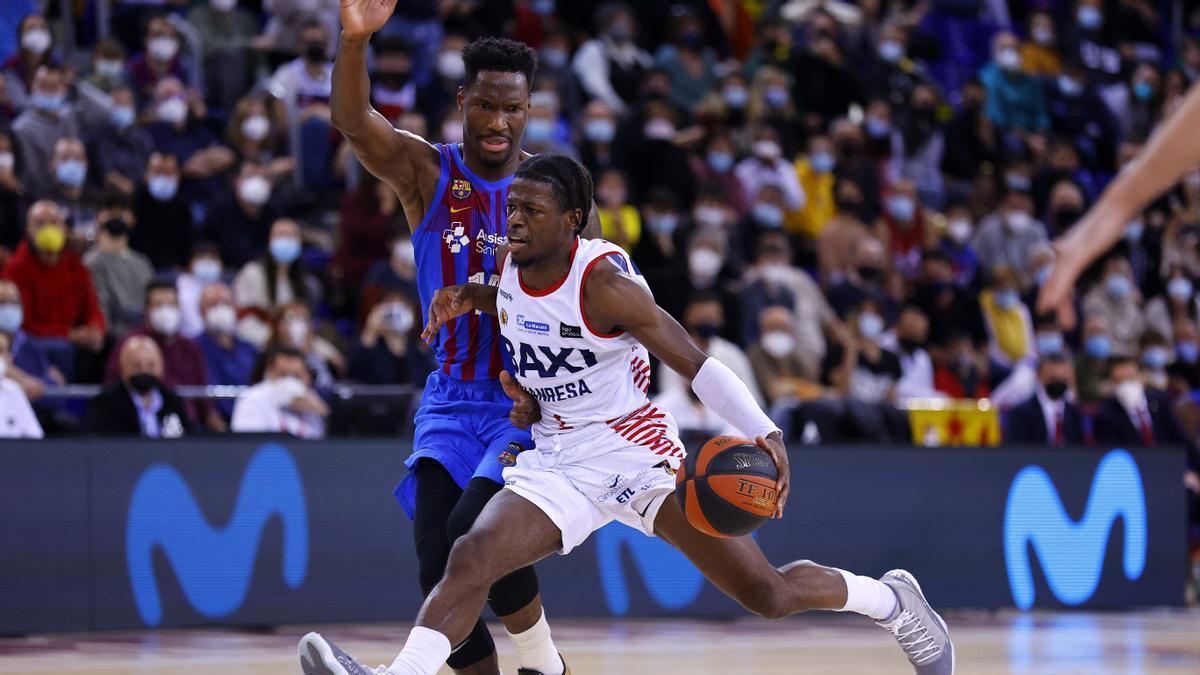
466, 72, 529, 101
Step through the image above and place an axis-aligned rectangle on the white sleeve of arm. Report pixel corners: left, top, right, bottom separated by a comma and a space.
690, 357, 781, 440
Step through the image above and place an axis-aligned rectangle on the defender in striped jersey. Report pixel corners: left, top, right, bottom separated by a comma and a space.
308, 4, 597, 674
302, 155, 955, 675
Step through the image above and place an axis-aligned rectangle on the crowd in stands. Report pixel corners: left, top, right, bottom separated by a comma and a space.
0, 0, 1199, 507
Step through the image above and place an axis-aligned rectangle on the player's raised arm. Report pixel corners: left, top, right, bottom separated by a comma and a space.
581, 261, 790, 517
333, 0, 433, 194
1039, 81, 1200, 326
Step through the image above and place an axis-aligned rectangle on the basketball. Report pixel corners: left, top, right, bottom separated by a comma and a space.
675, 435, 780, 538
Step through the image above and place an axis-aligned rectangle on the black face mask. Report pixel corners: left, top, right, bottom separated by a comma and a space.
857, 266, 881, 283
304, 43, 326, 62
128, 373, 158, 394
1054, 208, 1083, 231
376, 70, 410, 90
692, 323, 720, 340
102, 218, 130, 238
1044, 380, 1069, 400
899, 337, 922, 353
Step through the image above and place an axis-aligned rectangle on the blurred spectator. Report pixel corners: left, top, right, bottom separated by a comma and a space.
361, 233, 418, 319
105, 280, 218, 430
941, 79, 1001, 188
931, 331, 1006, 399
971, 189, 1047, 281
129, 15, 190, 106
912, 249, 987, 347
1140, 330, 1173, 393
233, 218, 319, 347
816, 185, 873, 283
1, 13, 55, 113
186, 0, 260, 113
47, 137, 99, 230
418, 33, 468, 126
979, 31, 1049, 134
81, 38, 129, 96
1042, 179, 1087, 240
130, 152, 194, 270
653, 383, 738, 438
0, 330, 42, 438
225, 96, 292, 175
792, 11, 862, 125
1062, 0, 1125, 94
1043, 57, 1119, 173
683, 229, 740, 342
86, 335, 191, 437
0, 130, 22, 255
332, 172, 402, 299
1169, 317, 1200, 392
1, 200, 105, 381
1075, 313, 1114, 404
876, 178, 935, 279
259, 0, 339, 57
348, 291, 432, 385
734, 183, 792, 261
266, 19, 334, 148
979, 266, 1035, 368
1110, 62, 1163, 141
231, 345, 327, 439
747, 305, 817, 406
593, 168, 641, 252
369, 37, 420, 123
823, 299, 900, 405
860, 22, 924, 108
1003, 354, 1083, 446
13, 64, 80, 201
827, 236, 888, 319
658, 291, 761, 407
689, 132, 750, 217
654, 6, 717, 112
734, 127, 804, 212
196, 282, 257, 421
889, 83, 945, 207
522, 91, 574, 157
204, 160, 280, 267
1020, 10, 1061, 77
145, 78, 236, 199
890, 304, 941, 401
578, 99, 619, 177
631, 187, 689, 319
618, 96, 695, 206
792, 134, 837, 239
1093, 355, 1196, 455
84, 197, 153, 338
571, 3, 652, 114
263, 300, 343, 390
88, 86, 155, 199
0, 279, 58, 399
939, 202, 979, 285
1082, 255, 1146, 356
177, 242, 224, 338
1145, 269, 1198, 343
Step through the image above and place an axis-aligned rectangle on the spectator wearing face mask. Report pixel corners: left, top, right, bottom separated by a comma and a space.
0, 330, 42, 438
971, 188, 1048, 283
130, 152, 194, 270
578, 99, 619, 177
1, 200, 105, 381
2, 13, 57, 112
931, 331, 1009, 400
1074, 313, 1115, 404
631, 187, 689, 320
186, 0, 260, 113
911, 249, 988, 346
366, 38, 419, 123
233, 218, 319, 348
979, 31, 1049, 134
225, 96, 291, 174
349, 293, 432, 385
748, 305, 818, 406
1094, 357, 1198, 467
268, 18, 334, 115
12, 64, 80, 201
129, 16, 190, 107
1082, 255, 1145, 357
654, 7, 718, 112
593, 168, 642, 252
792, 134, 838, 239
362, 233, 418, 318
0, 279, 62, 400
522, 90, 575, 157
87, 86, 155, 199
888, 304, 942, 401
1169, 317, 1200, 392
1111, 63, 1164, 142
80, 38, 128, 97
333, 173, 404, 305
177, 242, 224, 338
1003, 354, 1084, 446
203, 160, 281, 267
1020, 11, 1062, 78
690, 133, 751, 219
734, 128, 804, 214
827, 236, 890, 320
734, 183, 792, 260
1144, 269, 1198, 343
232, 344, 328, 437
83, 196, 153, 338
889, 84, 945, 208
980, 266, 1035, 368
46, 137, 99, 228
875, 178, 935, 280
87, 335, 191, 437
571, 3, 652, 114
939, 203, 979, 285
657, 291, 762, 408
145, 77, 236, 202
1041, 57, 1119, 173
262, 301, 342, 391
195, 282, 257, 421
1139, 330, 1174, 394
104, 280, 217, 430
822, 300, 901, 406
683, 229, 741, 342
618, 99, 695, 207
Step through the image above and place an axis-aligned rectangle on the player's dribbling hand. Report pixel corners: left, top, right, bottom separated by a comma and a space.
500, 371, 541, 429
340, 0, 399, 39
756, 432, 790, 519
422, 284, 474, 345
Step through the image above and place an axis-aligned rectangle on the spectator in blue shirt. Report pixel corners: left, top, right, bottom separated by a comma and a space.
979, 31, 1049, 134
194, 282, 257, 421
144, 76, 234, 214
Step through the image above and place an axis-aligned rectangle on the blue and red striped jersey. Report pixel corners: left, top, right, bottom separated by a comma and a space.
411, 143, 512, 381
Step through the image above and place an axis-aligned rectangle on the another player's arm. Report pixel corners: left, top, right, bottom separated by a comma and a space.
582, 261, 790, 518
421, 283, 497, 344
581, 200, 602, 239
1039, 81, 1200, 323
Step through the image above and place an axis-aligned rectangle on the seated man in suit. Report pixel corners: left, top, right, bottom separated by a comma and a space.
1003, 353, 1084, 446
1093, 355, 1196, 455
86, 335, 191, 437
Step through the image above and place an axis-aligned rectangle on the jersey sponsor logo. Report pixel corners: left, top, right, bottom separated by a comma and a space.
560, 323, 583, 339
450, 178, 472, 200
502, 336, 599, 377
614, 488, 636, 504
605, 474, 624, 489
498, 288, 513, 301
475, 228, 507, 255
514, 314, 550, 335
528, 378, 593, 403
449, 205, 471, 213
443, 223, 470, 253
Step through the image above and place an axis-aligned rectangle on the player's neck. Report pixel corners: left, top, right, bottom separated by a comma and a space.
519, 252, 573, 291
460, 144, 523, 183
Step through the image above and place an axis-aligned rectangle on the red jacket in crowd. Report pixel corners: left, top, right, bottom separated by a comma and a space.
1, 241, 105, 338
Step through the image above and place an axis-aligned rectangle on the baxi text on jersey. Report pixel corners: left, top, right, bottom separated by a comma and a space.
528, 378, 593, 403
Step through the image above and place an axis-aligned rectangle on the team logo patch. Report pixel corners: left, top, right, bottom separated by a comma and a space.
451, 178, 472, 200
500, 309, 508, 326
560, 323, 583, 339
499, 441, 526, 466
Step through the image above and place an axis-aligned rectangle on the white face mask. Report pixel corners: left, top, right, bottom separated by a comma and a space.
157, 96, 188, 125
240, 114, 270, 141
761, 330, 796, 359
393, 239, 415, 266
21, 29, 51, 55
148, 36, 179, 62
760, 262, 791, 287
688, 248, 723, 279
149, 304, 182, 336
204, 303, 237, 334
1005, 210, 1032, 232
238, 175, 272, 205
1115, 379, 1146, 411
384, 302, 414, 334
753, 139, 782, 160
285, 317, 309, 347
437, 51, 465, 80
212, 0, 237, 11
192, 258, 222, 284
0, 152, 14, 173
947, 218, 972, 244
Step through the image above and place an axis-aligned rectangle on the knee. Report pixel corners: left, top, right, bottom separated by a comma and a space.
444, 531, 501, 590
734, 577, 792, 621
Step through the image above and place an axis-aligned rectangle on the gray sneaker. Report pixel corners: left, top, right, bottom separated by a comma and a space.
876, 570, 955, 674
298, 632, 388, 675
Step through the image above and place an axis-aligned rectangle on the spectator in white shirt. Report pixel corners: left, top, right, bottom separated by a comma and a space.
0, 331, 43, 439
658, 292, 762, 407
889, 304, 944, 402
570, 3, 653, 115
230, 346, 328, 439
734, 127, 805, 211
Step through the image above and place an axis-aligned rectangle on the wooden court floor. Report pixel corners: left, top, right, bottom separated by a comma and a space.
1, 610, 1198, 674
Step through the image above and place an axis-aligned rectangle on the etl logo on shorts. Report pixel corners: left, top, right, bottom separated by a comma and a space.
515, 314, 550, 335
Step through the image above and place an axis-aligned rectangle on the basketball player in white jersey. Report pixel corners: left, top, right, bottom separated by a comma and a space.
299, 154, 955, 675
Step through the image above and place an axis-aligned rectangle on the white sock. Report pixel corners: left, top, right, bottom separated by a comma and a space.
387, 626, 452, 675
505, 609, 562, 675
834, 569, 898, 621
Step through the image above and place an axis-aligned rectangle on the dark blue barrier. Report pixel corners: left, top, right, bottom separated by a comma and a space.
0, 438, 1186, 633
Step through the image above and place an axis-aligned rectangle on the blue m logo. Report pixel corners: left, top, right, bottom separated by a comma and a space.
125, 445, 309, 626
1003, 449, 1146, 610
595, 524, 706, 615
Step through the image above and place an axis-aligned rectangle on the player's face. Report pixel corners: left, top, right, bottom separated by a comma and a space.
459, 71, 529, 168
506, 178, 580, 268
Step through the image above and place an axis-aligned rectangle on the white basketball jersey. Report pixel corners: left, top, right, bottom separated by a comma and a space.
497, 238, 654, 439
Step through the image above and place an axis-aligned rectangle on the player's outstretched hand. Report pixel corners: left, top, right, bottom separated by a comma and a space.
340, 0, 398, 39
500, 371, 541, 429
756, 432, 790, 519
422, 284, 474, 345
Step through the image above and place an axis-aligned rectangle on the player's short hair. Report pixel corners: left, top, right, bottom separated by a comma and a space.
514, 153, 593, 234
462, 37, 537, 90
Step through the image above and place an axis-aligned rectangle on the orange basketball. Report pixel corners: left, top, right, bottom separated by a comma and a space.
675, 435, 779, 538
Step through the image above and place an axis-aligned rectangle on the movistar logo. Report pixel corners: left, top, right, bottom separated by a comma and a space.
1003, 449, 1146, 610
595, 524, 705, 615
125, 444, 309, 626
